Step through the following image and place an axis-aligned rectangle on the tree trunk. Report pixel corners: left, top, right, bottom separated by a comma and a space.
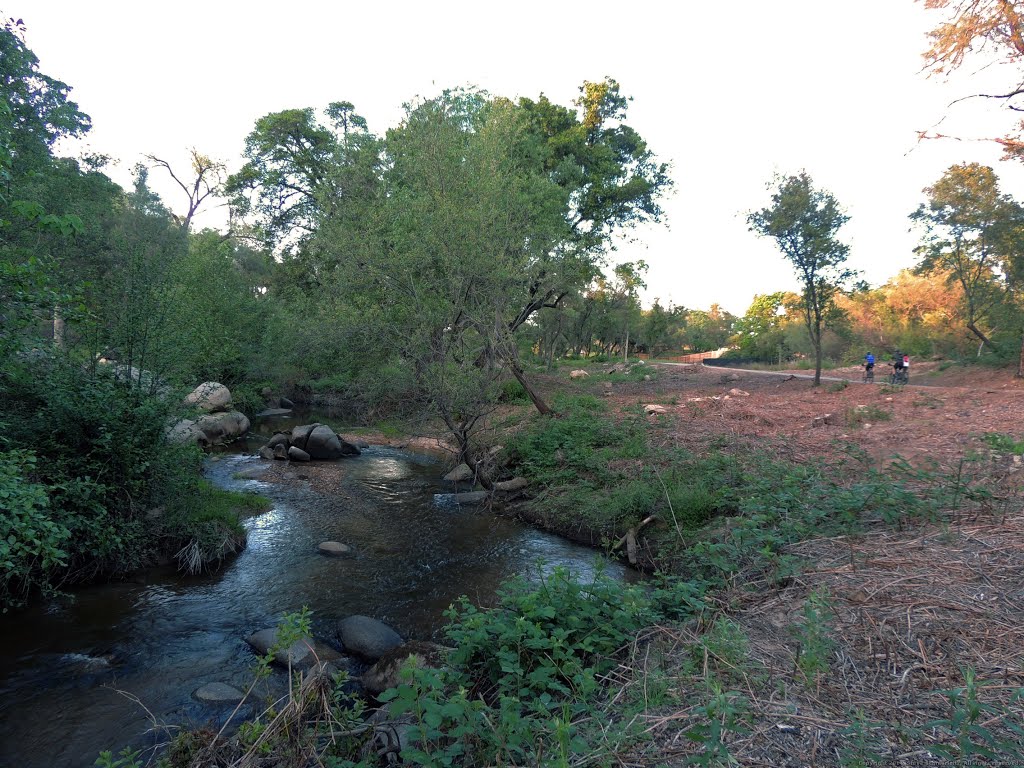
509, 358, 552, 416
967, 321, 998, 352
1018, 330, 1024, 378
53, 306, 65, 348
624, 323, 630, 364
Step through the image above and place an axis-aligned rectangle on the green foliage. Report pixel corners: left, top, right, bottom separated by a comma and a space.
792, 589, 835, 684
381, 567, 680, 766
845, 404, 892, 426
0, 449, 71, 609
982, 432, 1024, 455
748, 172, 855, 383
494, 378, 531, 405
93, 747, 142, 768
923, 668, 1024, 761
683, 682, 750, 767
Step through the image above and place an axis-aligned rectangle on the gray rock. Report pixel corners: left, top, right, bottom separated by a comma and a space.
267, 433, 290, 449
287, 446, 311, 462
273, 443, 289, 460
452, 491, 489, 504
194, 682, 245, 704
361, 641, 448, 695
337, 615, 403, 662
306, 425, 347, 460
279, 397, 294, 409
166, 418, 209, 447
184, 382, 232, 413
290, 423, 318, 451
258, 446, 274, 460
318, 541, 352, 556
255, 408, 292, 417
246, 628, 343, 670
493, 477, 527, 493
195, 411, 250, 444
443, 464, 475, 483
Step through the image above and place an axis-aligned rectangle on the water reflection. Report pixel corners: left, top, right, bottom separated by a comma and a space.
0, 410, 635, 768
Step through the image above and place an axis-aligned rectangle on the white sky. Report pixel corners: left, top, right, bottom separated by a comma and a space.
15, 0, 1024, 314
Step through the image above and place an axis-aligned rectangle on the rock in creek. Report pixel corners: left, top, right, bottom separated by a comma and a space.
337, 615, 403, 662
318, 541, 352, 556
361, 641, 449, 696
184, 381, 232, 413
246, 628, 343, 670
452, 490, 489, 504
443, 463, 475, 483
287, 446, 311, 462
193, 682, 245, 704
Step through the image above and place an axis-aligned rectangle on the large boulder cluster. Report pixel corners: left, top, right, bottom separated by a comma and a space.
168, 382, 250, 448
260, 423, 361, 462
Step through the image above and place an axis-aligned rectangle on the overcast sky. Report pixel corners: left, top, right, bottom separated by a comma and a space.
16, 0, 1024, 313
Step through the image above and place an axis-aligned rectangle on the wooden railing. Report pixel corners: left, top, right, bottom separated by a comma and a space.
633, 348, 730, 364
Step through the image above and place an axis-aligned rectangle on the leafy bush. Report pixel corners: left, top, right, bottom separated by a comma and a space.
493, 378, 531, 404
382, 566, 682, 766
0, 450, 71, 609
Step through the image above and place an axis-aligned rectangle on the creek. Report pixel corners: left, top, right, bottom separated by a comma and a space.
0, 409, 634, 768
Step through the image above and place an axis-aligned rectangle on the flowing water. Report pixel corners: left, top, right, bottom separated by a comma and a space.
0, 410, 634, 767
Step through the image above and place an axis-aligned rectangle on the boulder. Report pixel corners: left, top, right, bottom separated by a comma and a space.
246, 628, 343, 670
569, 369, 589, 380
266, 433, 290, 449
318, 541, 352, 556
337, 615, 403, 662
290, 423, 318, 451
184, 382, 232, 413
306, 425, 360, 459
443, 464, 475, 483
279, 397, 295, 409
194, 682, 245, 704
360, 641, 449, 696
195, 411, 250, 444
167, 418, 209, 447
287, 446, 311, 462
258, 446, 275, 460
273, 443, 289, 460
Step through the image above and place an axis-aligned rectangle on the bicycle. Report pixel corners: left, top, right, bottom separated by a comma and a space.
862, 365, 875, 384
889, 368, 908, 386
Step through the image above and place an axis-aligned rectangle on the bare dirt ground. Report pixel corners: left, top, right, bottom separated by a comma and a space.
538, 362, 1024, 764
582, 361, 1024, 468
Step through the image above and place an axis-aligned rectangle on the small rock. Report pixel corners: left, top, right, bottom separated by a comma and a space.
273, 443, 289, 460
569, 369, 589, 380
319, 541, 352, 556
246, 628, 344, 670
603, 381, 613, 389
288, 446, 311, 462
258, 446, 275, 460
728, 373, 740, 381
643, 375, 651, 381
194, 682, 245, 704
644, 404, 669, 415
728, 388, 749, 397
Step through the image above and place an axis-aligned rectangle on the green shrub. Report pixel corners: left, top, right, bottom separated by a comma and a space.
381, 567, 678, 766
494, 378, 531, 404
0, 450, 71, 610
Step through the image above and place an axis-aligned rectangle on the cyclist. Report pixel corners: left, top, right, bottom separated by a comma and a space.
891, 350, 906, 384
864, 352, 875, 382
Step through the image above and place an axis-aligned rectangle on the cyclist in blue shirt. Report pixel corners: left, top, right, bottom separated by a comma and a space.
864, 352, 875, 380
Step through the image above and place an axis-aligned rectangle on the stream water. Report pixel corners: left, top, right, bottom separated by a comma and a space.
0, 410, 633, 768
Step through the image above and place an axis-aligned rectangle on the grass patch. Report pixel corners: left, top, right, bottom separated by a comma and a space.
165, 481, 269, 573
982, 432, 1024, 455
845, 404, 892, 426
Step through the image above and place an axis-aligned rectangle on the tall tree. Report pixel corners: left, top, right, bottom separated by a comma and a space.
144, 148, 226, 232
911, 163, 1024, 354
748, 172, 854, 385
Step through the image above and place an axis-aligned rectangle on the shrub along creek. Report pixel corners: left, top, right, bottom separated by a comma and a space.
0, 408, 639, 768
